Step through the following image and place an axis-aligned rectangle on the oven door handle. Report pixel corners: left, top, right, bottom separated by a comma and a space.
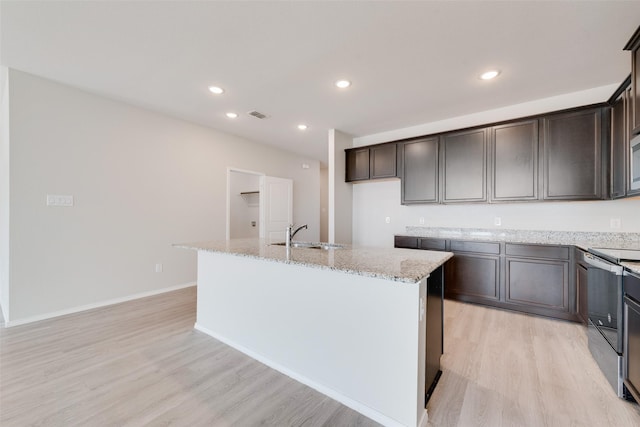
584, 253, 624, 275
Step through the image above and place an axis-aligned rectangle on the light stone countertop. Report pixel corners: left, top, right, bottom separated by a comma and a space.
623, 262, 640, 276
400, 227, 640, 251
175, 238, 453, 284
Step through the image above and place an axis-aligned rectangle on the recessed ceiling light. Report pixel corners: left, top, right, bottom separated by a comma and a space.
225, 112, 238, 119
335, 80, 351, 89
297, 124, 308, 130
480, 70, 500, 80
208, 86, 224, 94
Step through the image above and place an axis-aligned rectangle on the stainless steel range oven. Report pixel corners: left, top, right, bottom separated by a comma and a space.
624, 271, 640, 403
585, 248, 640, 400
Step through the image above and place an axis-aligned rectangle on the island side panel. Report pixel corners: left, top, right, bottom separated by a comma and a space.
195, 250, 426, 427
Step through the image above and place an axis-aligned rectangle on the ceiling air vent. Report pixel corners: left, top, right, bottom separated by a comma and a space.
247, 110, 269, 120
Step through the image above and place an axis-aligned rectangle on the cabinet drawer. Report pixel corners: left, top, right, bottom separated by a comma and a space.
505, 243, 569, 260
394, 236, 419, 249
450, 240, 500, 255
419, 238, 446, 251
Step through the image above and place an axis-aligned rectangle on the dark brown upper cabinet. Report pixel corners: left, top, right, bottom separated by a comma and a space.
345, 147, 369, 182
370, 143, 397, 179
345, 143, 396, 182
541, 107, 604, 200
490, 120, 539, 202
610, 78, 631, 199
624, 25, 640, 136
399, 137, 439, 204
441, 128, 488, 203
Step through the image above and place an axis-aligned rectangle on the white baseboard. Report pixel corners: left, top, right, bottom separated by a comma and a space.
194, 322, 411, 427
419, 409, 428, 427
4, 282, 196, 328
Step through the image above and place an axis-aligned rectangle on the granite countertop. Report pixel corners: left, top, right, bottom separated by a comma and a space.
175, 238, 453, 284
399, 227, 640, 251
623, 262, 640, 275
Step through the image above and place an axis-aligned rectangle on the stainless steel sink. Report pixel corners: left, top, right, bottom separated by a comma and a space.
317, 243, 345, 250
271, 242, 345, 250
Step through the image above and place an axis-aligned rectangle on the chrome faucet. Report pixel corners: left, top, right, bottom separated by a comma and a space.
286, 224, 308, 249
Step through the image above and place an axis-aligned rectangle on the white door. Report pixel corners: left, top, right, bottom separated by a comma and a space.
260, 176, 293, 242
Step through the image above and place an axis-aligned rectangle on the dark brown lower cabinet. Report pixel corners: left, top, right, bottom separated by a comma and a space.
506, 258, 569, 312
395, 236, 582, 322
504, 243, 574, 321
445, 254, 500, 303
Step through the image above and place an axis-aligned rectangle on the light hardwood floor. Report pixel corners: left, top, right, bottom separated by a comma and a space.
427, 299, 640, 427
1, 287, 639, 426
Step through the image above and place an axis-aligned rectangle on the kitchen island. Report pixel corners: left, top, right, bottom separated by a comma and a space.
175, 239, 452, 427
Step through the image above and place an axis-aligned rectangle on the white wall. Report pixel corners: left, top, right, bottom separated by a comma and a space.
353, 180, 640, 248
6, 69, 320, 324
0, 67, 10, 322
353, 84, 618, 147
319, 166, 328, 242
229, 171, 260, 239
328, 129, 353, 244
351, 86, 640, 248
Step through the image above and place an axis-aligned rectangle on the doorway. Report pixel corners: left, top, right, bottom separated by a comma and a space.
227, 169, 262, 239
226, 169, 293, 242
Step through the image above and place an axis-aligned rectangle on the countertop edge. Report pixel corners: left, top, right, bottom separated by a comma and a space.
397, 227, 640, 251
174, 242, 453, 284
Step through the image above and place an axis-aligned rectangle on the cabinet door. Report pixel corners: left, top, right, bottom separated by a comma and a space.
633, 47, 640, 135
490, 120, 538, 201
506, 258, 569, 312
425, 265, 444, 403
370, 144, 397, 179
419, 238, 446, 251
345, 148, 369, 182
445, 254, 499, 302
400, 138, 439, 204
542, 108, 603, 200
442, 129, 488, 203
611, 94, 628, 198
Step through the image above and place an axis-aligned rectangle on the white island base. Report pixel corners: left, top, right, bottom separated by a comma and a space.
193, 250, 432, 427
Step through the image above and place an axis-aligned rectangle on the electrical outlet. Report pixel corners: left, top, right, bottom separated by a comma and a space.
610, 218, 621, 229
155, 263, 163, 273
385, 217, 391, 224
494, 217, 502, 226
419, 217, 425, 225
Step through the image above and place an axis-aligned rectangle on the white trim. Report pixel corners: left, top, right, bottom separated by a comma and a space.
4, 282, 196, 328
418, 409, 428, 427
194, 322, 417, 427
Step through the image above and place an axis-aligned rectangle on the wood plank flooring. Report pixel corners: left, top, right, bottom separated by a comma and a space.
427, 300, 640, 427
1, 286, 640, 426
0, 287, 377, 427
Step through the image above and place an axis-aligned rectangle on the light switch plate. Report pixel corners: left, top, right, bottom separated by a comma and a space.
46, 195, 74, 207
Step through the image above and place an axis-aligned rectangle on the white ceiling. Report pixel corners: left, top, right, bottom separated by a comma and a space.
2, 1, 639, 163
